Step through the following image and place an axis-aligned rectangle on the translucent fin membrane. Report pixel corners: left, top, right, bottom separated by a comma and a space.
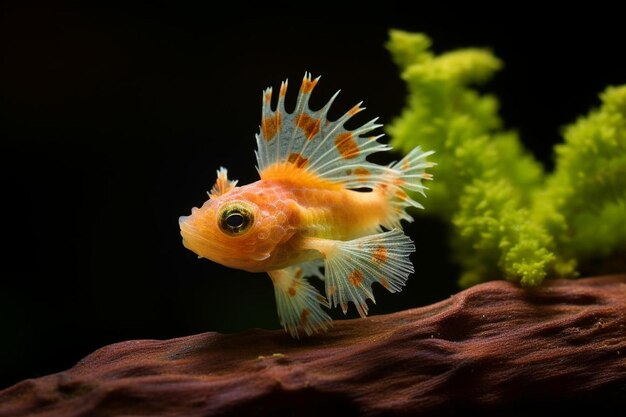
269, 262, 331, 338
320, 229, 415, 317
256, 72, 391, 189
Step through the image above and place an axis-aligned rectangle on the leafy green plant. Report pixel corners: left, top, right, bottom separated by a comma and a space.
386, 30, 626, 287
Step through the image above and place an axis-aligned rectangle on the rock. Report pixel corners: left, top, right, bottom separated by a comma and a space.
1, 276, 625, 416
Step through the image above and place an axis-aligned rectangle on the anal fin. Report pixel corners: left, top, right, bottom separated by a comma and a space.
303, 230, 415, 317
268, 263, 331, 338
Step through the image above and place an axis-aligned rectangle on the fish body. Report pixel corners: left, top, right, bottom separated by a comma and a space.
180, 73, 434, 337
182, 174, 390, 272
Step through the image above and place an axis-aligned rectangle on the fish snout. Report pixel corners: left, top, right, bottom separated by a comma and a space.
179, 205, 202, 228
179, 207, 218, 258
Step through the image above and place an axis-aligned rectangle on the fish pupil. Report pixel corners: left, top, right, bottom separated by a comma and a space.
226, 213, 244, 228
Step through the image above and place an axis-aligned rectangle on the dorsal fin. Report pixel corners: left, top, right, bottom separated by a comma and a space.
209, 167, 237, 198
255, 72, 394, 189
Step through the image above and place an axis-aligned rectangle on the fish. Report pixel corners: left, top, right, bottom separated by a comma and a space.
179, 72, 434, 338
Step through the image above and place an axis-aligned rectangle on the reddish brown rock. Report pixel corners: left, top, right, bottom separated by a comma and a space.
1, 276, 625, 416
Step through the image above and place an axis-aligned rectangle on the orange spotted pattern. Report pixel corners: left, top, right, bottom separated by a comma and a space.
335, 132, 359, 159
300, 308, 311, 326
288, 287, 296, 297
347, 103, 363, 116
262, 113, 282, 141
295, 113, 321, 140
279, 82, 288, 97
301, 77, 319, 94
354, 167, 369, 182
373, 246, 388, 265
395, 189, 408, 200
327, 285, 337, 296
393, 177, 405, 186
349, 269, 363, 287
379, 276, 390, 290
287, 153, 308, 168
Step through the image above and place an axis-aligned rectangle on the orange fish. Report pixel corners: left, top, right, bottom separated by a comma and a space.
180, 73, 434, 337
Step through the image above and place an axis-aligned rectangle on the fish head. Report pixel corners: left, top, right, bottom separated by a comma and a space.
179, 184, 295, 272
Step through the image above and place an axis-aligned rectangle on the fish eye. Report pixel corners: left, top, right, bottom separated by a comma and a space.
218, 202, 254, 236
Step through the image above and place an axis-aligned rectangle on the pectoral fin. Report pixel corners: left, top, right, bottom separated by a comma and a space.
302, 229, 415, 317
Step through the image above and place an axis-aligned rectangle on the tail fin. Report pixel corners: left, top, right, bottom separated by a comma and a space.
382, 146, 435, 228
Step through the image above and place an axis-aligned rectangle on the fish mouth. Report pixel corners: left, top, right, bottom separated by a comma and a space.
179, 216, 209, 255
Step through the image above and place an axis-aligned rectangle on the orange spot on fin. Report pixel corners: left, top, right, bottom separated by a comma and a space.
373, 246, 388, 265
395, 189, 408, 200
295, 113, 321, 140
349, 269, 363, 287
335, 132, 359, 159
287, 153, 308, 168
300, 308, 311, 326
347, 102, 364, 116
301, 76, 319, 94
354, 167, 369, 182
379, 276, 390, 290
328, 285, 337, 296
262, 112, 282, 141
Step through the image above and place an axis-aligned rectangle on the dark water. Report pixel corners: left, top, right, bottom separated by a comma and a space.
1, 2, 625, 391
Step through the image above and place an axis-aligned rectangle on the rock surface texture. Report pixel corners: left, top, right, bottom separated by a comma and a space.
1, 276, 625, 416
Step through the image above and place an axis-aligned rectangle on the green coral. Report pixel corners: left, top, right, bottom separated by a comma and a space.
386, 29, 626, 287
537, 86, 626, 265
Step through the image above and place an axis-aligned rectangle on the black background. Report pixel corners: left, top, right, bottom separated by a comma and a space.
1, 2, 625, 391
